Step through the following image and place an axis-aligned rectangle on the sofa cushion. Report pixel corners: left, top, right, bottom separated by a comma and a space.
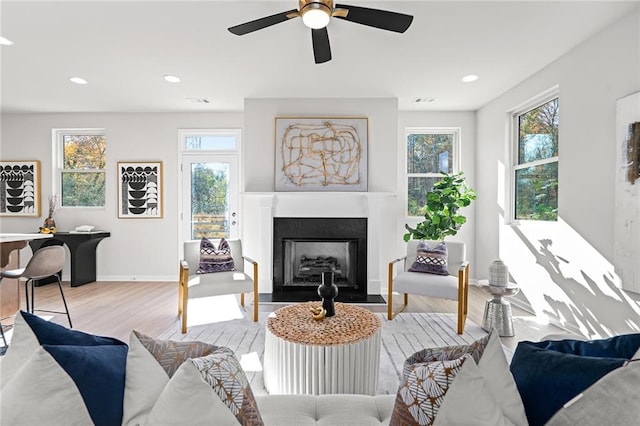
256, 394, 395, 426
123, 330, 222, 426
0, 310, 126, 388
408, 241, 449, 275
510, 341, 627, 426
1, 344, 128, 426
145, 348, 263, 426
197, 237, 235, 274
545, 360, 640, 426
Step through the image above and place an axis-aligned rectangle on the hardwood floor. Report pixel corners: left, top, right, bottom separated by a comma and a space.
5, 280, 564, 350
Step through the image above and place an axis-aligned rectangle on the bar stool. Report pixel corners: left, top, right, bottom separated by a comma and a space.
0, 245, 72, 329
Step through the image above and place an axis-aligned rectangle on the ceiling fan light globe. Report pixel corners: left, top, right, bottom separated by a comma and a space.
302, 6, 331, 29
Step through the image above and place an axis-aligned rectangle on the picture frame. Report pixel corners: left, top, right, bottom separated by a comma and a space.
275, 117, 368, 191
0, 160, 41, 217
117, 161, 163, 219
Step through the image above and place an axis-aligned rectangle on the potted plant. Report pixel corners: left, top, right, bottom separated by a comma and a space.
403, 172, 477, 242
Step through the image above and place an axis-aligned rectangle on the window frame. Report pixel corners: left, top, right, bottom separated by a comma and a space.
53, 128, 107, 209
509, 88, 559, 223
404, 127, 461, 218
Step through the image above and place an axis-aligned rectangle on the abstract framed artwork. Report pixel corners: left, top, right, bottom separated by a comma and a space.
0, 160, 41, 217
117, 161, 163, 219
275, 117, 368, 191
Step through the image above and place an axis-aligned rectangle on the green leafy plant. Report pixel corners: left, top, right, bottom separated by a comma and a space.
404, 172, 477, 242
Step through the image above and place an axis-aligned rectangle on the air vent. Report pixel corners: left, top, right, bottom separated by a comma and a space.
187, 98, 211, 104
414, 97, 437, 103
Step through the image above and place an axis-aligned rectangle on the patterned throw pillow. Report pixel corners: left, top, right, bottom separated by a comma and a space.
133, 330, 221, 377
197, 237, 235, 274
390, 354, 471, 425
403, 332, 490, 378
408, 241, 449, 275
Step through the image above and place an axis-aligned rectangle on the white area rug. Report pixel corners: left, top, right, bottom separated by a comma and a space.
159, 297, 487, 395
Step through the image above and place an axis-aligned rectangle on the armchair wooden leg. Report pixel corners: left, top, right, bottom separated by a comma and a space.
388, 261, 408, 320
240, 293, 245, 307
252, 262, 259, 322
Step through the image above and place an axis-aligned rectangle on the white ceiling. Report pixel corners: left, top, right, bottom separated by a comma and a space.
1, 1, 637, 113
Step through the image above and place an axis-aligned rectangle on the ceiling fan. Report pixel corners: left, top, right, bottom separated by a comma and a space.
228, 0, 413, 64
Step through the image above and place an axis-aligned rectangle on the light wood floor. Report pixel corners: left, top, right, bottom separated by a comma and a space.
6, 280, 563, 350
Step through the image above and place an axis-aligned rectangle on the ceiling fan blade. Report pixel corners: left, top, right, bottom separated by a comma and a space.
312, 27, 332, 64
228, 9, 299, 35
334, 4, 413, 33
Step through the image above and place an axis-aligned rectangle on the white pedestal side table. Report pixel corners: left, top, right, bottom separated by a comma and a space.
263, 302, 381, 395
478, 280, 519, 337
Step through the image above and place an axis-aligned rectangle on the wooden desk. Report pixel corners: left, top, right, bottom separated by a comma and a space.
0, 233, 53, 321
29, 231, 110, 287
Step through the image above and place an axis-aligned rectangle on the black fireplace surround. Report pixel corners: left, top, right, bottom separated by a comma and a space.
272, 217, 367, 302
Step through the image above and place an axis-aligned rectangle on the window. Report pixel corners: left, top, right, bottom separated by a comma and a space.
406, 128, 460, 217
54, 129, 106, 207
512, 96, 559, 221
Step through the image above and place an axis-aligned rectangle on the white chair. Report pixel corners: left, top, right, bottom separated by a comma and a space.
388, 240, 469, 334
0, 245, 72, 329
178, 239, 258, 333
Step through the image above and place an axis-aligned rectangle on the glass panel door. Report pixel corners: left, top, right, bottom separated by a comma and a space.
182, 154, 239, 240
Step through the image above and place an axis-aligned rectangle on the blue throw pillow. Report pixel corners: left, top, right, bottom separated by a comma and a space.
510, 341, 627, 426
529, 333, 640, 359
44, 344, 128, 426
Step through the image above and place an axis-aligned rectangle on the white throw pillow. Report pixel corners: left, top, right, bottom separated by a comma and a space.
545, 360, 640, 425
1, 347, 94, 425
122, 331, 171, 426
434, 358, 515, 426
145, 360, 241, 426
478, 330, 528, 425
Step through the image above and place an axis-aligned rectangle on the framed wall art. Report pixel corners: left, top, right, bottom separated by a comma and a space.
275, 117, 368, 191
117, 161, 163, 218
0, 160, 41, 217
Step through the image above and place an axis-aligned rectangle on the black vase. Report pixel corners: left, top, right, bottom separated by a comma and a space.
318, 271, 339, 317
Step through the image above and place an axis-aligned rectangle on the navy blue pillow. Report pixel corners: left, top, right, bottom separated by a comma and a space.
21, 310, 126, 346
44, 344, 128, 426
528, 333, 640, 359
510, 341, 627, 426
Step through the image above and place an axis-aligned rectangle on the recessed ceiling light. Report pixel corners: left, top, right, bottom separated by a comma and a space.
461, 74, 479, 83
69, 77, 88, 85
0, 36, 14, 46
164, 75, 181, 83
414, 97, 437, 103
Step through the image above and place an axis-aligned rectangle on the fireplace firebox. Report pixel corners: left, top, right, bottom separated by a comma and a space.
273, 217, 367, 301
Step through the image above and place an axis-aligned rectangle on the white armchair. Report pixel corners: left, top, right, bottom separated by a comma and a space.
387, 240, 469, 334
178, 239, 258, 333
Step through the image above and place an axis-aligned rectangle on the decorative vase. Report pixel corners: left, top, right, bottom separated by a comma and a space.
44, 217, 56, 229
489, 260, 509, 287
317, 271, 339, 317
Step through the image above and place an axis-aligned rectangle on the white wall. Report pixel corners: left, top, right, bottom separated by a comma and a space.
0, 112, 243, 280
475, 10, 640, 336
243, 98, 398, 193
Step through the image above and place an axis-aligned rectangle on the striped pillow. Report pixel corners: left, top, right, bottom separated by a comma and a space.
197, 237, 235, 274
408, 241, 449, 275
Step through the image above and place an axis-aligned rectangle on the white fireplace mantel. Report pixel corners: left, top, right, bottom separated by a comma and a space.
240, 192, 398, 295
